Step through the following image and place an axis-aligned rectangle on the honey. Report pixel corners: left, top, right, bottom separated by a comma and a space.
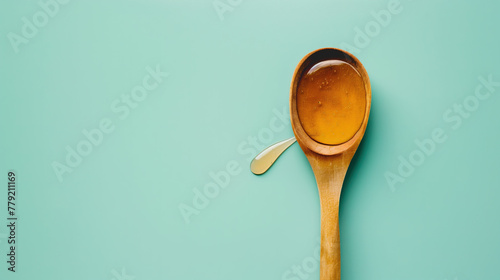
250, 137, 296, 175
296, 60, 366, 145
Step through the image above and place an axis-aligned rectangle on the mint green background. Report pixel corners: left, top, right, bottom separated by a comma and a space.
1, 0, 500, 280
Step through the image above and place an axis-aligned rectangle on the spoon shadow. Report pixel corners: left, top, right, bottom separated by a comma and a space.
339, 85, 380, 209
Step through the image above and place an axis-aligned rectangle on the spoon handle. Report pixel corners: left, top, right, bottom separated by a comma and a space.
308, 153, 353, 280
318, 180, 342, 280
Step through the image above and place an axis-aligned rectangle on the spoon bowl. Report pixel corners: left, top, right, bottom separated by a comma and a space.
290, 48, 371, 280
291, 48, 371, 155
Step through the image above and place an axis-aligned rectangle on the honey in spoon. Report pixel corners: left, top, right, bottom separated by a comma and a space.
296, 60, 366, 145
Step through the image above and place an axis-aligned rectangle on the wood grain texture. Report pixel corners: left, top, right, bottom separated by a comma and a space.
290, 48, 371, 280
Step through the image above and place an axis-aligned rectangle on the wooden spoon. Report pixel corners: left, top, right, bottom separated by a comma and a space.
290, 48, 371, 280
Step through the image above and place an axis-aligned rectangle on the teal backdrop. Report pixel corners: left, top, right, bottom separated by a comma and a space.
1, 0, 499, 280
